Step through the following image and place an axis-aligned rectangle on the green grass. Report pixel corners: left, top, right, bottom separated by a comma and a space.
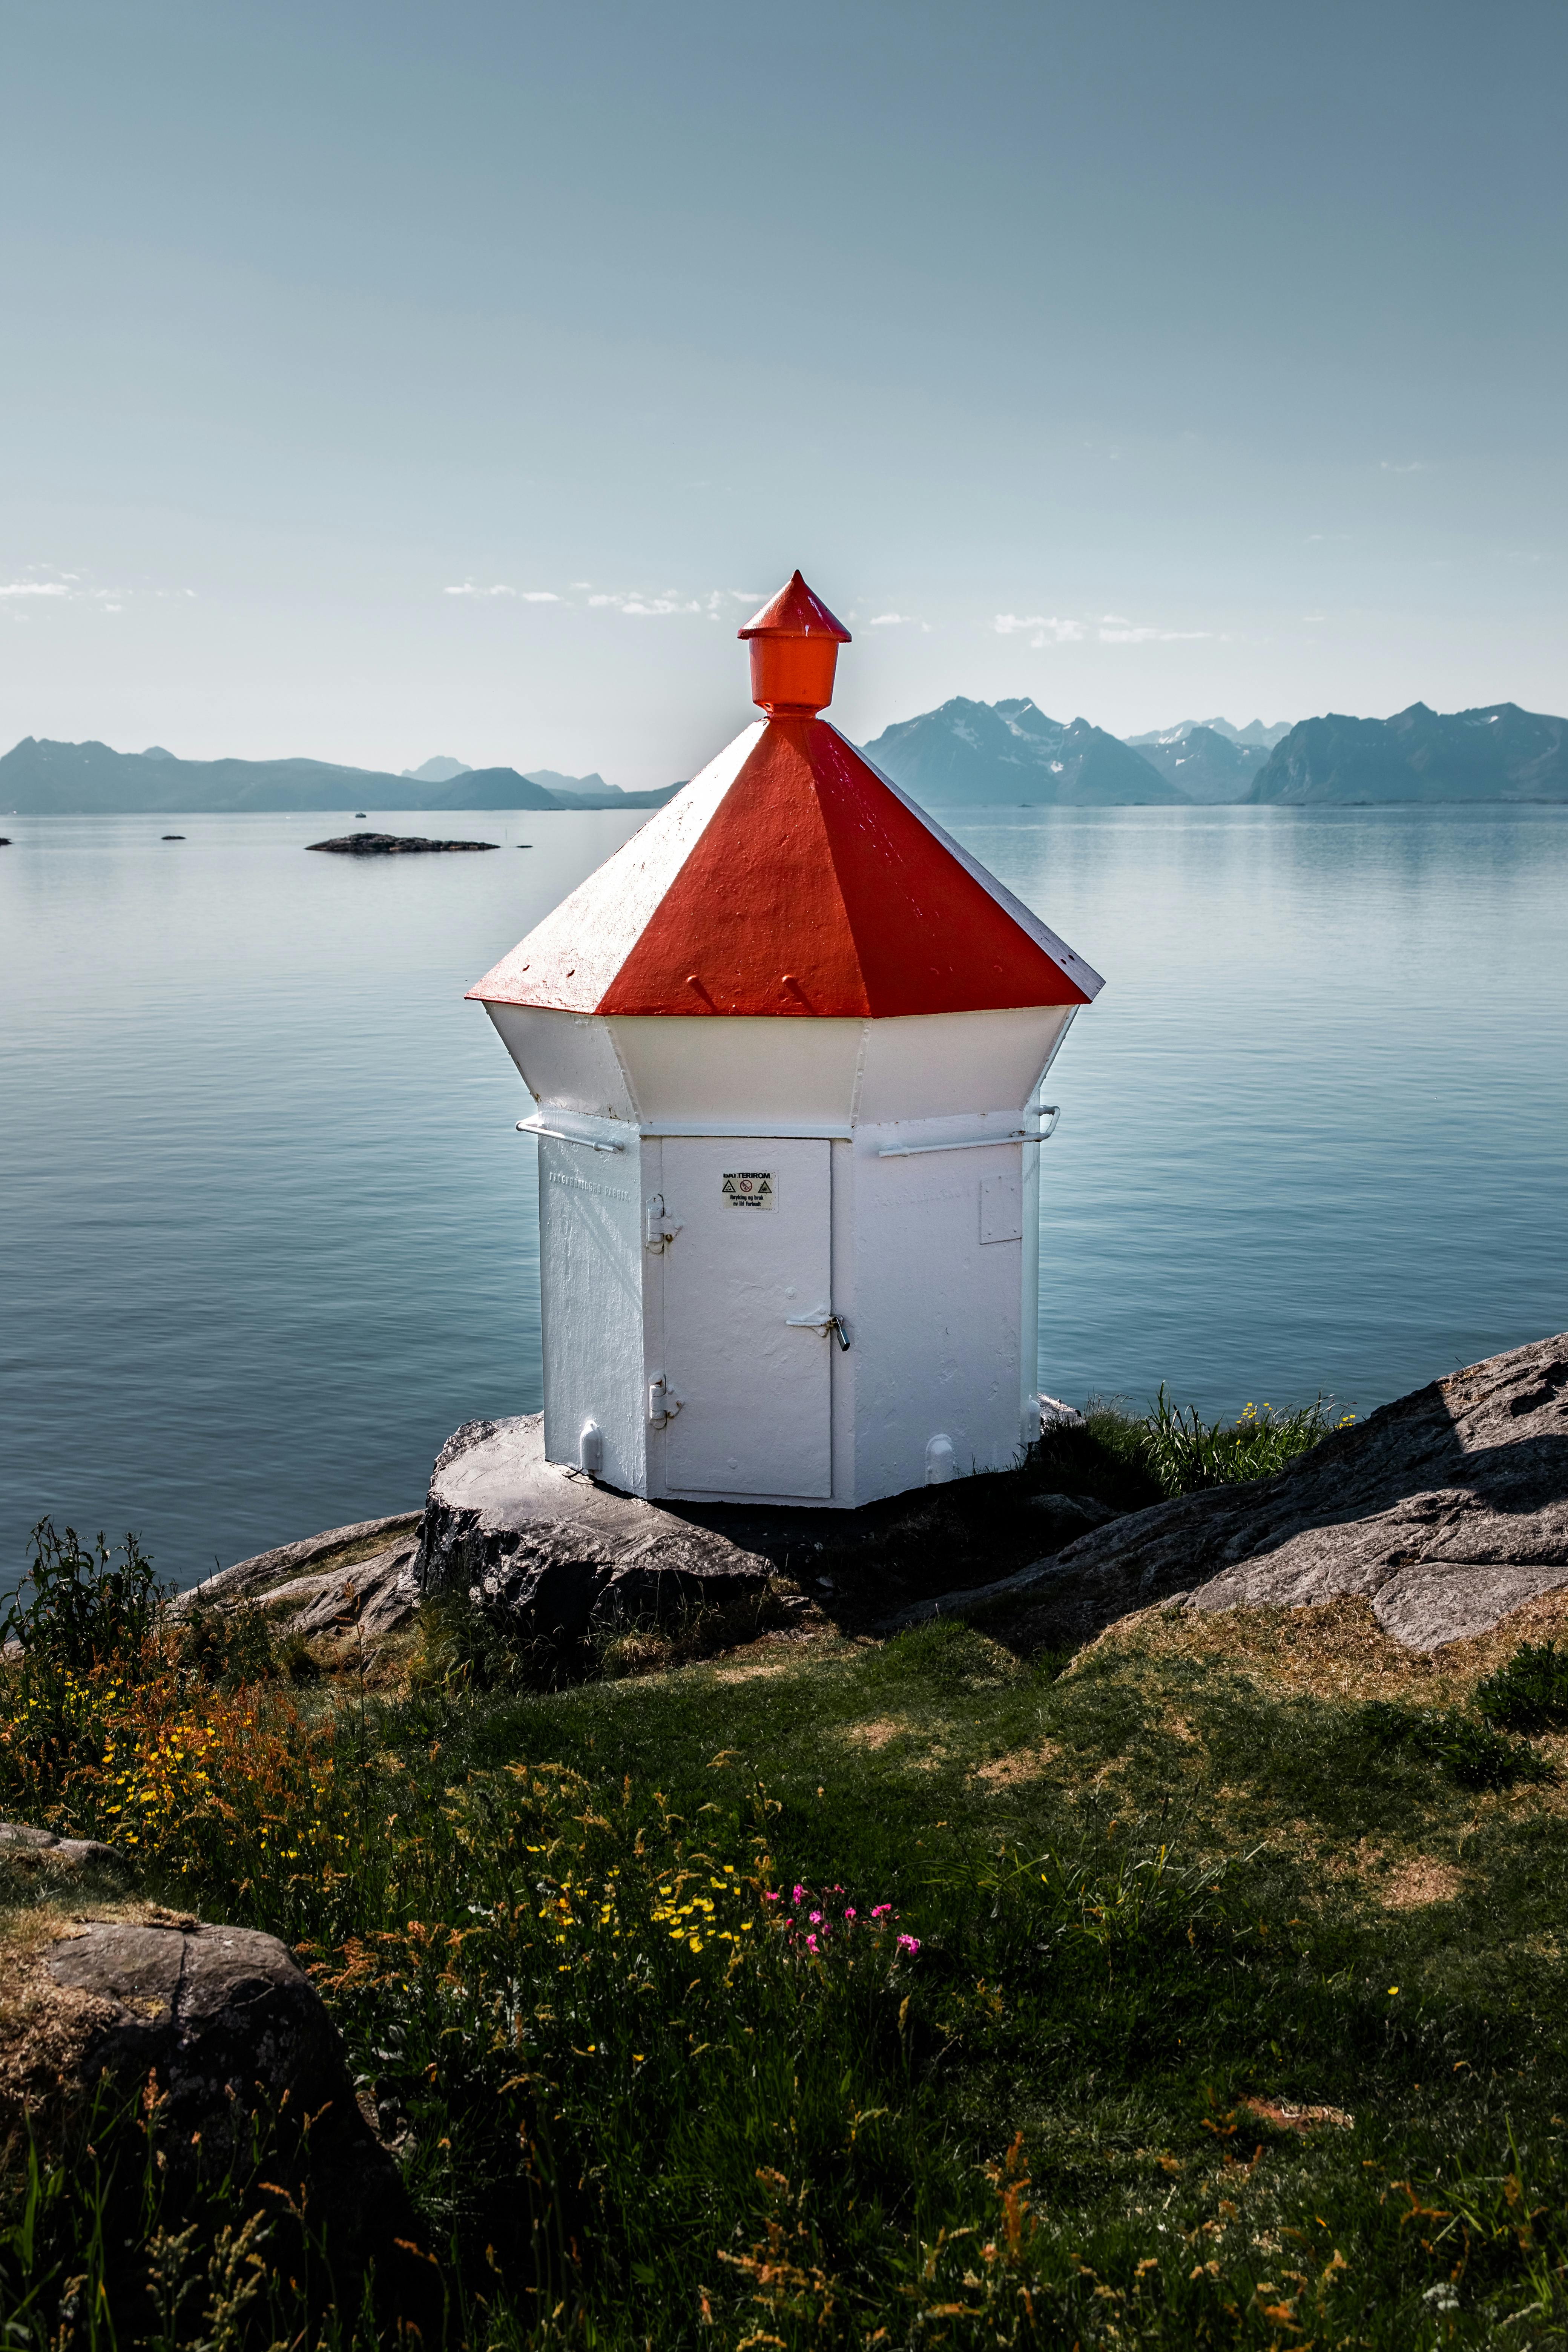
1475, 1642, 1568, 1736
1143, 1387, 1350, 1498
6, 1596, 1568, 2347
1358, 1699, 1553, 1790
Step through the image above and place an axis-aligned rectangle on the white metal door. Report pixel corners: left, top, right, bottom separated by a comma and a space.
662, 1138, 833, 1498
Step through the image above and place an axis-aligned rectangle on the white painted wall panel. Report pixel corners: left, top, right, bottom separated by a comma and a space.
537, 1137, 646, 1494
856, 1008, 1071, 1125
606, 1017, 864, 1131
1020, 1118, 1042, 1447
848, 1133, 1026, 1501
485, 1005, 638, 1122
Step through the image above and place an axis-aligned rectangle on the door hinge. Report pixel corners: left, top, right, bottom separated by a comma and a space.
644, 1195, 683, 1252
648, 1375, 683, 1427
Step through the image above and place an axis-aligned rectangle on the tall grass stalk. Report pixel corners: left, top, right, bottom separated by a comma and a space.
1143, 1387, 1348, 1498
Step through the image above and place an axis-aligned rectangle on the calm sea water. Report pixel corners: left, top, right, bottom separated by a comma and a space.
2, 803, 1565, 1588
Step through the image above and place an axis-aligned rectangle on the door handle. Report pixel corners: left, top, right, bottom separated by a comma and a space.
785, 1309, 852, 1351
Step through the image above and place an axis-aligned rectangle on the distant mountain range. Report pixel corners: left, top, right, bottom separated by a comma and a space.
401, 755, 471, 783
1247, 703, 1568, 805
1123, 724, 1270, 804
1125, 716, 1291, 751
0, 740, 680, 816
401, 755, 644, 804
866, 698, 1567, 807
862, 697, 1186, 805
4, 698, 1563, 818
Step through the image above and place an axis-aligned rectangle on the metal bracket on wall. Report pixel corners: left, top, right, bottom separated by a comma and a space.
644, 1195, 683, 1251
516, 1117, 625, 1154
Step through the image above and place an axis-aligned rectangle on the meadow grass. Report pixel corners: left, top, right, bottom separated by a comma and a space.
2, 1417, 1567, 2346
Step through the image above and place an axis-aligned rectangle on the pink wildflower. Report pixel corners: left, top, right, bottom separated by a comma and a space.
897, 1933, 921, 1953
844, 1907, 856, 1920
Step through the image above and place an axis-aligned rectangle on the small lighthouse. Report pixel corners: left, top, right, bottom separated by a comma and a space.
466, 572, 1104, 1508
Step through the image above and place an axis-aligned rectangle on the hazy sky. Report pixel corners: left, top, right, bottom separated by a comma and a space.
3, 0, 1564, 784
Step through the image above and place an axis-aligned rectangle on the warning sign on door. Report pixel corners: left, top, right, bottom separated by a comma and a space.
722, 1170, 775, 1209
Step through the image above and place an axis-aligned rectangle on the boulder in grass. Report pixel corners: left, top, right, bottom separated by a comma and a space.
0, 1820, 129, 1884
11, 1911, 438, 2320
48, 1919, 352, 2168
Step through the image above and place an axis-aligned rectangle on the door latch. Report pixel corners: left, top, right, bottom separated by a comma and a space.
784, 1308, 852, 1351
644, 1195, 683, 1252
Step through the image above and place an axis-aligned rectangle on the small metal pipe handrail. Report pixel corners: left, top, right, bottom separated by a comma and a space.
516, 1117, 626, 1155
876, 1107, 1058, 1159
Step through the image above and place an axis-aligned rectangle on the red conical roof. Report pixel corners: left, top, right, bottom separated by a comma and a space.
738, 571, 852, 641
467, 717, 1101, 1018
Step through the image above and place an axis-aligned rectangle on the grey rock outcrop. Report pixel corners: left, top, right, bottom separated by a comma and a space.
44, 1917, 431, 2304
896, 1332, 1568, 1652
267, 1539, 421, 1637
416, 1414, 777, 1639
50, 1919, 360, 2161
179, 1513, 423, 1641
0, 1820, 129, 1881
185, 1511, 423, 1605
1026, 1491, 1123, 1545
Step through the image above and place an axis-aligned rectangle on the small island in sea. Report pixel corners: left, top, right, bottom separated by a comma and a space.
305, 831, 499, 855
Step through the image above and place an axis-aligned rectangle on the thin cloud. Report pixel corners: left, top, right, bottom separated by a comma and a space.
445, 581, 759, 619
1098, 622, 1211, 643
993, 614, 1085, 643
1380, 459, 1428, 474
1, 577, 132, 610
870, 612, 907, 626
589, 590, 703, 617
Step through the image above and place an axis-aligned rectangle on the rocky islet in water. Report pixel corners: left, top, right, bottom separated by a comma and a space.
306, 831, 499, 855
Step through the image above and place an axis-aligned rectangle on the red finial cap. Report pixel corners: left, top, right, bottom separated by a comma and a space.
738, 570, 852, 717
